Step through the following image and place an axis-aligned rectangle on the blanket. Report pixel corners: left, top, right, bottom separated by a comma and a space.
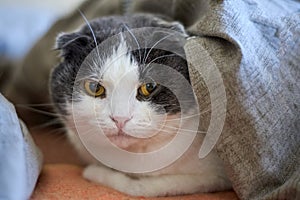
0, 94, 42, 199
2, 0, 300, 199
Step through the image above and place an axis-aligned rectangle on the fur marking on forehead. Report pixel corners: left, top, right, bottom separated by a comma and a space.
100, 37, 139, 85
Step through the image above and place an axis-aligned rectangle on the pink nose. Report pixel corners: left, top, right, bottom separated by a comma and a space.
110, 116, 132, 129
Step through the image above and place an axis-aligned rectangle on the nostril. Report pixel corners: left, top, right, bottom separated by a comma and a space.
110, 115, 132, 129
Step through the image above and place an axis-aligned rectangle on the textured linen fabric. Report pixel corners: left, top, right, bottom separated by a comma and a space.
3, 0, 300, 199
0, 94, 42, 200
132, 0, 300, 199
186, 1, 300, 199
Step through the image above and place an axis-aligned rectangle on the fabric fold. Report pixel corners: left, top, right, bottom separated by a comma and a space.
0, 94, 42, 200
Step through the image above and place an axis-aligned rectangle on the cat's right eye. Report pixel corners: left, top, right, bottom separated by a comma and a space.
137, 82, 158, 99
84, 80, 106, 98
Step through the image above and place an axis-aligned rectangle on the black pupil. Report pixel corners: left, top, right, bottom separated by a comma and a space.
146, 83, 156, 92
90, 82, 100, 92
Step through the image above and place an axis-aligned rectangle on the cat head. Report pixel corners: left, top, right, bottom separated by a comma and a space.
50, 14, 197, 152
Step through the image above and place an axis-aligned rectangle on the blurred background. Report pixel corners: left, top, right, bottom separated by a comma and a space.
0, 0, 87, 165
0, 0, 84, 59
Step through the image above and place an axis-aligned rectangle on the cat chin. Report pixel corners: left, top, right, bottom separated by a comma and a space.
105, 131, 171, 153
106, 133, 138, 150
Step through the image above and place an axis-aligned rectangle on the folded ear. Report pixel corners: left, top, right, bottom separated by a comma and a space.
153, 17, 188, 36
55, 32, 91, 62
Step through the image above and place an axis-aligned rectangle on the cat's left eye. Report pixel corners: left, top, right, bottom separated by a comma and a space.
84, 80, 105, 98
138, 82, 158, 97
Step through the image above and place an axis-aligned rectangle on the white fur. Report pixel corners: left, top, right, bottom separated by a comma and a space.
64, 40, 231, 196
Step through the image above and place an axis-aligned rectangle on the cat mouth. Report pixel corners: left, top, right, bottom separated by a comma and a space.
107, 131, 134, 139
106, 131, 138, 149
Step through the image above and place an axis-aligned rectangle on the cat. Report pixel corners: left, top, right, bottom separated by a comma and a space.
50, 14, 231, 197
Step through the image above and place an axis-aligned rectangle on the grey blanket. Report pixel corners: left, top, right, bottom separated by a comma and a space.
3, 0, 300, 199
175, 1, 300, 199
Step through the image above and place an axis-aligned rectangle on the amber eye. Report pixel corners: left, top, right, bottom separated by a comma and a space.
84, 80, 105, 97
138, 82, 158, 97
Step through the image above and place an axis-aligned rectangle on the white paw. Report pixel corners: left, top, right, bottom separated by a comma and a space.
82, 164, 149, 196
83, 164, 111, 184
82, 165, 210, 197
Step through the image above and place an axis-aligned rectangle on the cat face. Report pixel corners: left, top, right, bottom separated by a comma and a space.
50, 15, 197, 152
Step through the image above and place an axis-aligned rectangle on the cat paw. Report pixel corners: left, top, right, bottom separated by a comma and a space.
83, 164, 111, 184
82, 164, 147, 196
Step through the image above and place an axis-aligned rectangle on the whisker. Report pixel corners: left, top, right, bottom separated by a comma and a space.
163, 113, 201, 121
143, 39, 148, 65
142, 126, 206, 136
139, 128, 191, 138
74, 75, 98, 83
122, 22, 142, 63
67, 119, 97, 125
16, 103, 65, 107
145, 54, 176, 68
16, 104, 63, 117
30, 118, 63, 130
133, 126, 175, 135
51, 131, 69, 142
78, 10, 101, 65
39, 127, 67, 136
160, 124, 206, 134
148, 107, 211, 122
77, 128, 101, 138
143, 32, 176, 64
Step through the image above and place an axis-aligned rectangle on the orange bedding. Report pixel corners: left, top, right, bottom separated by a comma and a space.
31, 164, 238, 200
29, 128, 239, 200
